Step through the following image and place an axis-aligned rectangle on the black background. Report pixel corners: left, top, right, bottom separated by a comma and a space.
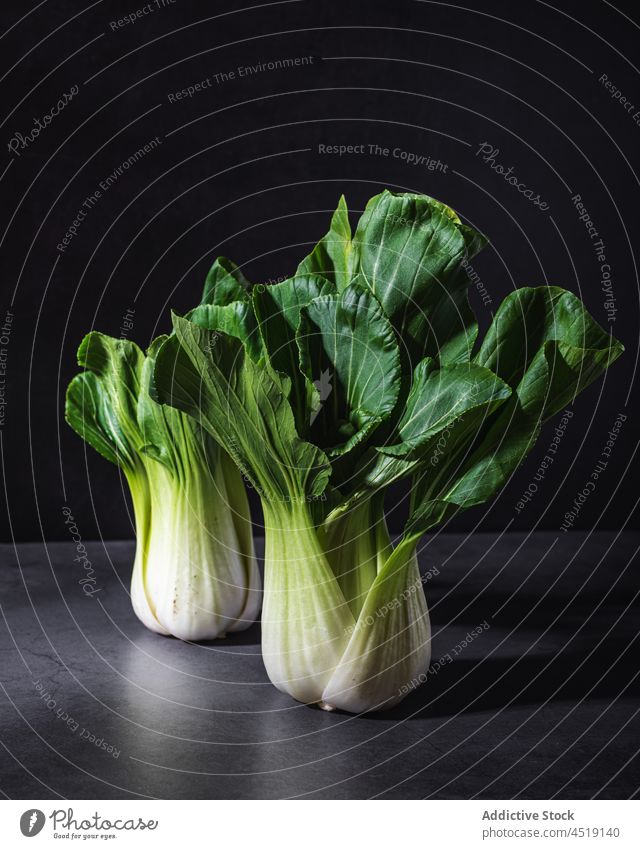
1, 0, 638, 542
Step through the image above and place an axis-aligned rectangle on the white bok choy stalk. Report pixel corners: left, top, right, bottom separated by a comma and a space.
261, 499, 431, 712
65, 331, 260, 641
153, 191, 623, 712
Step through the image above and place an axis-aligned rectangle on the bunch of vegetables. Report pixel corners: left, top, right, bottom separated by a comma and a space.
67, 190, 622, 714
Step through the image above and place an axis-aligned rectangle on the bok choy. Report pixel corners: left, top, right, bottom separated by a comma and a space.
65, 331, 260, 641
153, 190, 623, 711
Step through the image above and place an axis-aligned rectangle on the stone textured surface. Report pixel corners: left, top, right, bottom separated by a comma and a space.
1, 532, 638, 799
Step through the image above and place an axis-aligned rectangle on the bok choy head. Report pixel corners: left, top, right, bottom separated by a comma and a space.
153, 190, 623, 712
66, 330, 260, 641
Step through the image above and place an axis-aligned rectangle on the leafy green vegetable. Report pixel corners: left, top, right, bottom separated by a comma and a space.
154, 190, 623, 711
66, 330, 260, 641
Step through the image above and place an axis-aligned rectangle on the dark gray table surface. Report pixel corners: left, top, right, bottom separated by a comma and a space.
1, 532, 639, 799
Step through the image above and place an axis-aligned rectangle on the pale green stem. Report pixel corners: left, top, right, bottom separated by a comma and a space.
261, 499, 354, 704
322, 534, 431, 712
321, 494, 392, 618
